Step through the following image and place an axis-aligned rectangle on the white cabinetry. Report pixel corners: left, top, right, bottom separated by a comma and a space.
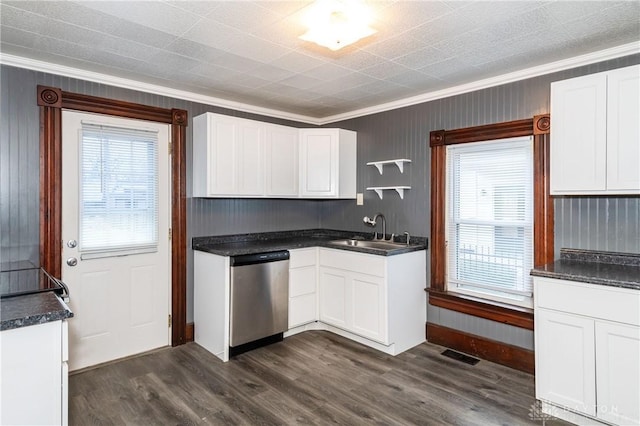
193, 112, 264, 197
300, 129, 357, 199
534, 277, 640, 425
536, 309, 597, 417
1, 320, 69, 425
194, 250, 230, 362
288, 248, 317, 328
318, 248, 426, 353
550, 65, 640, 195
266, 125, 299, 197
194, 246, 427, 361
193, 113, 357, 199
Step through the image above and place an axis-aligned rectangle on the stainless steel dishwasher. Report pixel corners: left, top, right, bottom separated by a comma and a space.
229, 250, 289, 355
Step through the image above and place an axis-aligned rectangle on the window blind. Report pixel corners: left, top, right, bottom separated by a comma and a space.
446, 136, 534, 307
79, 122, 159, 257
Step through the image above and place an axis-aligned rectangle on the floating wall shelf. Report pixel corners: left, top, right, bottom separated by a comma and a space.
366, 159, 411, 174
366, 186, 411, 199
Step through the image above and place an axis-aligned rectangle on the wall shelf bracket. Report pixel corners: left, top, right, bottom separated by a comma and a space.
366, 186, 411, 199
366, 159, 411, 174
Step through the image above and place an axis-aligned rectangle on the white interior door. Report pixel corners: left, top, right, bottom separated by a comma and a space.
61, 110, 171, 372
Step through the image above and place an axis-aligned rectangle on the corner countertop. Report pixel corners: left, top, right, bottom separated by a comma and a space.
1, 292, 73, 331
530, 249, 640, 291
192, 228, 428, 257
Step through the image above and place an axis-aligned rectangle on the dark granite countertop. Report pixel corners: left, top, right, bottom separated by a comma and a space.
193, 228, 428, 257
1, 292, 73, 331
530, 249, 640, 290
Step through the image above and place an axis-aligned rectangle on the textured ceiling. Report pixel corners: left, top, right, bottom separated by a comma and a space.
1, 1, 639, 120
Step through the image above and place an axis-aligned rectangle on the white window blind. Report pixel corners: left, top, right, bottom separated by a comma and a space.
446, 136, 534, 307
79, 122, 159, 258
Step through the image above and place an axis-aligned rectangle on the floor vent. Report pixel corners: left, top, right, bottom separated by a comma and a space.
441, 349, 480, 365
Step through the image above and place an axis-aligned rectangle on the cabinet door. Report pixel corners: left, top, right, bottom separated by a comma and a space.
535, 309, 596, 416
318, 267, 348, 328
1, 321, 63, 425
300, 130, 337, 197
595, 321, 640, 425
351, 273, 387, 343
289, 265, 317, 328
550, 73, 607, 193
209, 117, 237, 195
236, 121, 264, 195
289, 293, 317, 328
266, 125, 299, 197
607, 65, 640, 192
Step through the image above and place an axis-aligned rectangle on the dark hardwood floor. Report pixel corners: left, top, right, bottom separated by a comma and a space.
69, 331, 569, 425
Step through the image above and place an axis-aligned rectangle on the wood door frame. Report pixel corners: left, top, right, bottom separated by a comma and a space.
37, 85, 188, 346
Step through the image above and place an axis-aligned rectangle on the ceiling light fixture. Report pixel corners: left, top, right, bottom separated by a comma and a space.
299, 0, 377, 51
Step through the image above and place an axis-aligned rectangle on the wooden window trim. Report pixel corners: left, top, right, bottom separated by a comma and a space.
428, 115, 552, 330
37, 86, 188, 346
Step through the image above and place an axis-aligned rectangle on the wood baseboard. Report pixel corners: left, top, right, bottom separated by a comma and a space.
426, 323, 534, 374
186, 322, 194, 342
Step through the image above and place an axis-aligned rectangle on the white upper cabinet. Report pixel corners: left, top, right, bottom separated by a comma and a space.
550, 65, 640, 195
193, 113, 264, 197
606, 66, 640, 191
193, 113, 357, 199
266, 125, 299, 197
300, 128, 357, 199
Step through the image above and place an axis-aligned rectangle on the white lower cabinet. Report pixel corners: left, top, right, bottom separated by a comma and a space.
317, 248, 426, 354
534, 277, 640, 426
595, 321, 640, 426
319, 265, 386, 343
288, 248, 318, 328
1, 320, 69, 425
536, 309, 597, 417
195, 246, 426, 362
318, 267, 348, 329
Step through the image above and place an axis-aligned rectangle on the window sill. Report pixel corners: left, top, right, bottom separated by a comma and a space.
426, 288, 533, 330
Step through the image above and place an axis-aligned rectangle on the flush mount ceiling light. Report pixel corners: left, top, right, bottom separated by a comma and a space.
299, 0, 377, 51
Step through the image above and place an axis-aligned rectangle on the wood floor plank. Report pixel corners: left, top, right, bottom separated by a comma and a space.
69, 331, 571, 426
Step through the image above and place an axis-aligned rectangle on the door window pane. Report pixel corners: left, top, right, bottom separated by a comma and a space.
79, 123, 159, 257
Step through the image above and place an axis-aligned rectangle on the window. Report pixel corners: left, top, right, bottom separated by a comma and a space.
429, 116, 552, 330
446, 137, 534, 308
79, 122, 159, 258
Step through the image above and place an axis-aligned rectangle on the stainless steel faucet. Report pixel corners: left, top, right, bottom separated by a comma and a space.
404, 231, 410, 245
363, 213, 387, 241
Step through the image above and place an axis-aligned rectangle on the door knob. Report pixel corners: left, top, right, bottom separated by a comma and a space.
67, 239, 77, 248
66, 257, 78, 267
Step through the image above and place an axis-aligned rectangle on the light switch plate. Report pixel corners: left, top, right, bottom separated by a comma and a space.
356, 193, 363, 205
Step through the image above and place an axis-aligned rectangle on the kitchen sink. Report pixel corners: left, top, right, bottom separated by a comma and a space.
328, 239, 408, 250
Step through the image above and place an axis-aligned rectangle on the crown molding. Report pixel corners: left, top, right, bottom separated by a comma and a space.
0, 53, 321, 125
318, 41, 640, 125
2, 41, 638, 126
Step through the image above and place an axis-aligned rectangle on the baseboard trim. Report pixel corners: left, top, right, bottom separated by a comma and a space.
426, 323, 534, 374
186, 322, 194, 342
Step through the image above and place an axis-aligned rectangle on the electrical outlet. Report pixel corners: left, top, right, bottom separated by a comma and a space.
356, 193, 364, 205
